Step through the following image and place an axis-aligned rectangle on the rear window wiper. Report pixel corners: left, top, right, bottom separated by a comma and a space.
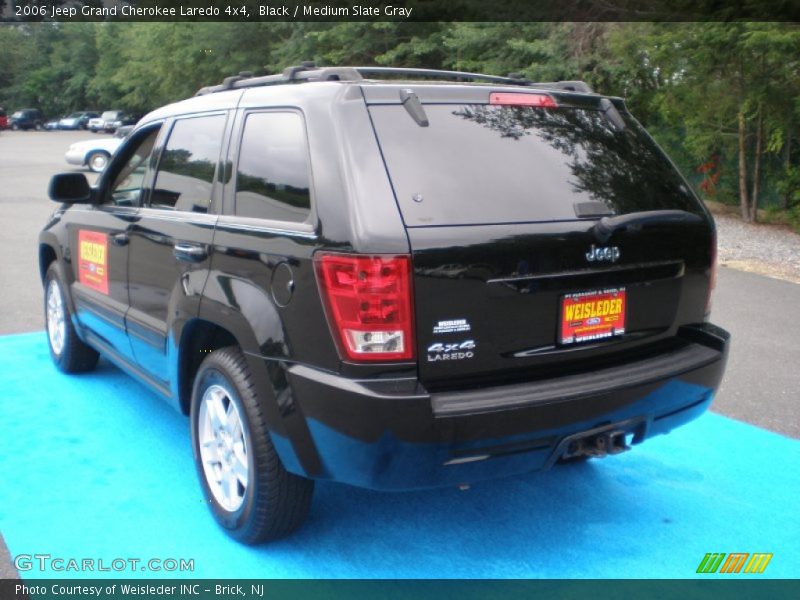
593, 210, 704, 243
400, 89, 429, 127
600, 98, 626, 132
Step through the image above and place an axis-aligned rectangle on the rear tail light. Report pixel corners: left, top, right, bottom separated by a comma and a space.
314, 253, 415, 362
705, 230, 717, 318
489, 92, 558, 108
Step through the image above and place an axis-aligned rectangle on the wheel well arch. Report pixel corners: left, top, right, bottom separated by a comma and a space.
39, 244, 57, 282
177, 319, 239, 415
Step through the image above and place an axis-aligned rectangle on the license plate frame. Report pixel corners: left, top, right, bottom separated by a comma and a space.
560, 287, 626, 345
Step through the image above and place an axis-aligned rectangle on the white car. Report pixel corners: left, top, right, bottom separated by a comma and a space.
64, 126, 133, 172
87, 110, 124, 133
86, 116, 104, 132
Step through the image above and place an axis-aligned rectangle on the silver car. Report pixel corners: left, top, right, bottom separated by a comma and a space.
58, 111, 99, 130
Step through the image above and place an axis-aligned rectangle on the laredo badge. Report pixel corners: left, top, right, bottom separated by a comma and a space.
78, 230, 109, 294
427, 340, 476, 362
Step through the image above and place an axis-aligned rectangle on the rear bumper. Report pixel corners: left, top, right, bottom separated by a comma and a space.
276, 323, 729, 490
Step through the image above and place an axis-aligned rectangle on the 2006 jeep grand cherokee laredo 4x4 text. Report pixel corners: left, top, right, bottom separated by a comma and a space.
39, 65, 729, 543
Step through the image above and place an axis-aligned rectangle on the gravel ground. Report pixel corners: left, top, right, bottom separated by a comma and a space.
714, 213, 800, 283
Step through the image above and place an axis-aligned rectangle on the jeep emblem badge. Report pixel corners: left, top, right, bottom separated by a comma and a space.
586, 244, 621, 263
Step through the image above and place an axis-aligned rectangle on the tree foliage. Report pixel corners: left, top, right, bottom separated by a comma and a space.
1, 21, 799, 224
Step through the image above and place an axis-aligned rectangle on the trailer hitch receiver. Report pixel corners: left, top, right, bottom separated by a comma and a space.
562, 429, 631, 460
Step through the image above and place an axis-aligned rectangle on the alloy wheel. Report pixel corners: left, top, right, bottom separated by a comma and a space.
198, 384, 249, 511
46, 279, 66, 356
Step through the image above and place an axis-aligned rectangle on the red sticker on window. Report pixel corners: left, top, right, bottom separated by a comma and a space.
78, 230, 109, 295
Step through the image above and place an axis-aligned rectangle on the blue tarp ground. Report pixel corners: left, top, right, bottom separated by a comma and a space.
1, 332, 798, 579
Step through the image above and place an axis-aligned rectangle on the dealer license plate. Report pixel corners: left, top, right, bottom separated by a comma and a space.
560, 288, 626, 345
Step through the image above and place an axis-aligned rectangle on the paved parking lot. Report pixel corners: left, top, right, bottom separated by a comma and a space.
0, 130, 107, 334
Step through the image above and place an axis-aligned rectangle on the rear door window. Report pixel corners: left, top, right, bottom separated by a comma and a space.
233, 111, 312, 224
151, 114, 226, 213
368, 104, 703, 227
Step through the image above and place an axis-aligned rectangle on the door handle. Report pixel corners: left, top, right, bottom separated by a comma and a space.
111, 232, 129, 246
173, 243, 208, 262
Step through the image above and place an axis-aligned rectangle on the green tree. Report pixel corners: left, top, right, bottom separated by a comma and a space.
616, 23, 800, 222
2, 21, 799, 229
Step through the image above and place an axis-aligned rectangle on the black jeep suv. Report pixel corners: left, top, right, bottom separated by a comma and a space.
10, 108, 45, 130
39, 65, 729, 544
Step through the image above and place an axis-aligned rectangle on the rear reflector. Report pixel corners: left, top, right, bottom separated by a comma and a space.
489, 92, 558, 108
314, 253, 415, 362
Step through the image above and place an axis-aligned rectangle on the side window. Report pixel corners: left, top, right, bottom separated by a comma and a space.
107, 126, 160, 207
151, 114, 226, 213
234, 112, 311, 223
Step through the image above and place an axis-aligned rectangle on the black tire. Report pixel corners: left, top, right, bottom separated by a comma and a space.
44, 263, 99, 373
87, 151, 110, 173
190, 347, 314, 544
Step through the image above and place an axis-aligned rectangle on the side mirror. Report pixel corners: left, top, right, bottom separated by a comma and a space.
48, 173, 94, 204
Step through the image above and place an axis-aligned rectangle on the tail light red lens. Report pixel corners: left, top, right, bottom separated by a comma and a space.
489, 92, 558, 108
314, 253, 415, 362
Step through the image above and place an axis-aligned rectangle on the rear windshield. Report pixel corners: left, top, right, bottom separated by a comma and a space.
369, 104, 703, 227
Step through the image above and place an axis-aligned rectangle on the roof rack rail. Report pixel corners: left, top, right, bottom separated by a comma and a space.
195, 63, 363, 95
351, 66, 530, 85
195, 64, 594, 96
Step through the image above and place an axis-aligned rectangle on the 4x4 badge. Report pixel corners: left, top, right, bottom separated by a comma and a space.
586, 244, 621, 263
427, 340, 476, 362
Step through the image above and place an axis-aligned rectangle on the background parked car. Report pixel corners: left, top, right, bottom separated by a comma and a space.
0, 108, 7, 129
58, 111, 100, 130
44, 116, 63, 130
86, 115, 104, 132
9, 108, 45, 130
64, 125, 133, 172
106, 113, 139, 132
87, 110, 123, 133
